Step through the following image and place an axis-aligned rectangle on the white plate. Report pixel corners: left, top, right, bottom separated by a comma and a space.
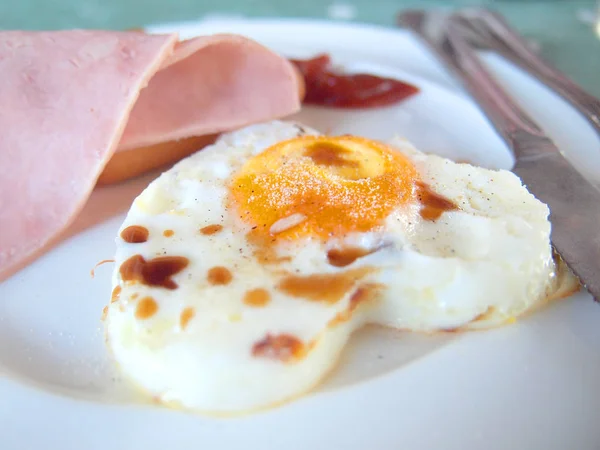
1, 18, 600, 450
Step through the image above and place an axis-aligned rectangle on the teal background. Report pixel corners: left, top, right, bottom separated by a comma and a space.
1, 0, 599, 96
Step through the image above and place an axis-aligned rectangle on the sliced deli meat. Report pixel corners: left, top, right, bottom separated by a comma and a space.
119, 35, 302, 150
0, 30, 302, 282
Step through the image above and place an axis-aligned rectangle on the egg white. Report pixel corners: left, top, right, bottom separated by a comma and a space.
105, 120, 569, 415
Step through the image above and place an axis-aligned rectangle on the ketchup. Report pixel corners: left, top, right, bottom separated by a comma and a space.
290, 54, 419, 108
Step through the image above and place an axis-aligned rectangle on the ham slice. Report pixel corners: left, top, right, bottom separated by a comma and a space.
0, 30, 302, 282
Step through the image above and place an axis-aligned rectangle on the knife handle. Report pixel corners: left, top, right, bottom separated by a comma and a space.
398, 10, 546, 151
457, 9, 600, 136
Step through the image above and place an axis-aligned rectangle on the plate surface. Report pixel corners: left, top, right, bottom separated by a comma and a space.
1, 18, 600, 450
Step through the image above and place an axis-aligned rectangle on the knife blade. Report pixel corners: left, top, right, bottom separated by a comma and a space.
398, 9, 600, 300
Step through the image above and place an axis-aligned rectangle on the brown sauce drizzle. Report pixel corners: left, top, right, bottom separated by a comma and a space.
207, 266, 233, 286
200, 224, 223, 235
327, 247, 375, 267
120, 225, 149, 243
111, 285, 122, 303
277, 268, 371, 304
252, 333, 305, 362
243, 288, 271, 307
416, 181, 457, 221
119, 254, 189, 290
305, 142, 359, 167
163, 229, 175, 237
180, 307, 195, 330
135, 296, 158, 319
90, 259, 115, 278
328, 283, 381, 327
247, 229, 292, 265
348, 283, 380, 311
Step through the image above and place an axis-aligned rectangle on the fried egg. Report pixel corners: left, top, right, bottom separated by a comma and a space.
104, 120, 571, 415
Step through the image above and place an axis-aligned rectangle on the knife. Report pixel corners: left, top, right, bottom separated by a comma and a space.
398, 9, 600, 301
454, 8, 600, 138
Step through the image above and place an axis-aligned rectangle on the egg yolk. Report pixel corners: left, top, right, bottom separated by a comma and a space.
229, 135, 417, 239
